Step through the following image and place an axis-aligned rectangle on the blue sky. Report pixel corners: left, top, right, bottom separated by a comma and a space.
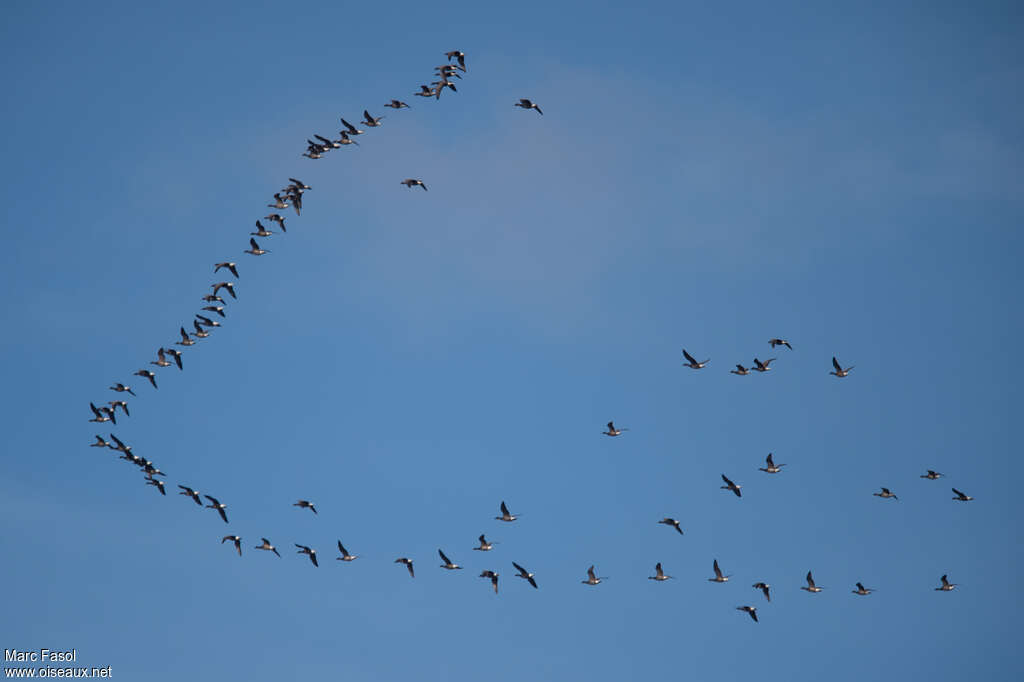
2, 1, 1022, 680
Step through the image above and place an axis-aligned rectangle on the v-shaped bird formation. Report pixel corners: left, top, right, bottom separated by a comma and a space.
82, 49, 974, 625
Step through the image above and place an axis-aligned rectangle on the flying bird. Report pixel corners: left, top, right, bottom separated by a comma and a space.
512, 562, 538, 588
495, 501, 518, 522
709, 559, 731, 583
759, 453, 785, 474
720, 474, 742, 497
295, 544, 319, 567
830, 356, 854, 377
401, 178, 427, 191
473, 534, 495, 551
214, 262, 239, 278
731, 364, 750, 376
515, 98, 543, 115
737, 606, 759, 622
293, 500, 318, 514
952, 488, 973, 501
244, 237, 269, 256
935, 574, 957, 591
222, 536, 242, 556
89, 402, 113, 424
649, 562, 673, 581
480, 570, 500, 594
145, 476, 166, 495
921, 470, 944, 480
681, 349, 709, 369
109, 382, 136, 396
255, 538, 281, 557
150, 348, 171, 368
438, 549, 462, 570
602, 421, 628, 437
177, 485, 202, 506
444, 50, 467, 71
90, 434, 111, 448
164, 348, 183, 370
582, 565, 605, 586
195, 314, 220, 329
751, 357, 776, 372
752, 582, 771, 601
264, 214, 286, 232
873, 487, 899, 500
176, 326, 195, 347
134, 369, 157, 389
212, 281, 236, 298
108, 400, 129, 417
802, 571, 824, 593
204, 495, 229, 523
852, 582, 873, 596
251, 220, 274, 237
769, 338, 792, 349
340, 118, 364, 136
395, 557, 415, 578
362, 110, 384, 127
658, 518, 684, 535
336, 541, 357, 561
384, 100, 410, 109
267, 193, 288, 210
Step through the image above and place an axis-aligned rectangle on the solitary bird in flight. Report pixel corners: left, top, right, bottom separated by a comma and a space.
222, 536, 242, 556
473, 534, 496, 551
515, 98, 543, 115
830, 356, 854, 377
658, 518, 684, 535
649, 562, 673, 581
294, 500, 318, 514
769, 338, 792, 349
480, 570, 500, 594
952, 488, 973, 501
935, 574, 957, 591
921, 470, 944, 480
512, 562, 538, 589
438, 549, 462, 570
602, 421, 628, 437
681, 349, 710, 369
581, 565, 606, 586
737, 606, 759, 622
295, 544, 319, 567
720, 474, 742, 498
709, 559, 731, 583
873, 487, 899, 501
759, 453, 785, 474
752, 582, 771, 601
401, 178, 427, 191
852, 582, 874, 596
802, 571, 824, 593
495, 501, 518, 522
336, 541, 358, 562
395, 557, 415, 578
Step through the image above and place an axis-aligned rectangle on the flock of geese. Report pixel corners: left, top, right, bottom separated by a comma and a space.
85, 49, 971, 624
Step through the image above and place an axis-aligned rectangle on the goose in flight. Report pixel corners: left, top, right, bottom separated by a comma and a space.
163, 347, 183, 370
293, 500, 318, 514
204, 495, 229, 523
255, 538, 281, 557
438, 549, 462, 570
731, 364, 751, 376
681, 349, 709, 369
340, 118, 364, 136
432, 77, 457, 98
751, 357, 776, 372
649, 562, 673, 581
473, 534, 496, 551
414, 85, 437, 98
107, 433, 132, 457
921, 470, 944, 480
145, 476, 166, 495
752, 582, 771, 601
90, 434, 111, 448
212, 281, 236, 299
295, 544, 319, 567
515, 98, 543, 115
214, 262, 239, 278
830, 356, 853, 377
89, 402, 114, 424
176, 326, 195, 347
264, 214, 286, 232
802, 571, 823, 593
251, 220, 274, 237
495, 501, 518, 522
177, 485, 202, 506
245, 238, 269, 256
134, 369, 157, 389
720, 474, 742, 497
267, 193, 288, 210
658, 518, 684, 535
852, 582, 873, 596
362, 110, 384, 127
401, 178, 427, 191
512, 562, 538, 588
202, 305, 225, 318
873, 487, 899, 501
444, 50, 467, 71
150, 348, 172, 368
395, 557, 415, 578
581, 565, 606, 586
935, 574, 957, 591
336, 541, 357, 561
952, 488, 973, 501
480, 570, 499, 593
108, 400, 129, 417
602, 421, 628, 436
192, 320, 210, 338
222, 536, 242, 556
384, 99, 410, 109
201, 294, 224, 303
709, 559, 731, 583
769, 338, 792, 349
736, 606, 758, 622
109, 382, 136, 396
759, 453, 785, 474
195, 314, 220, 329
